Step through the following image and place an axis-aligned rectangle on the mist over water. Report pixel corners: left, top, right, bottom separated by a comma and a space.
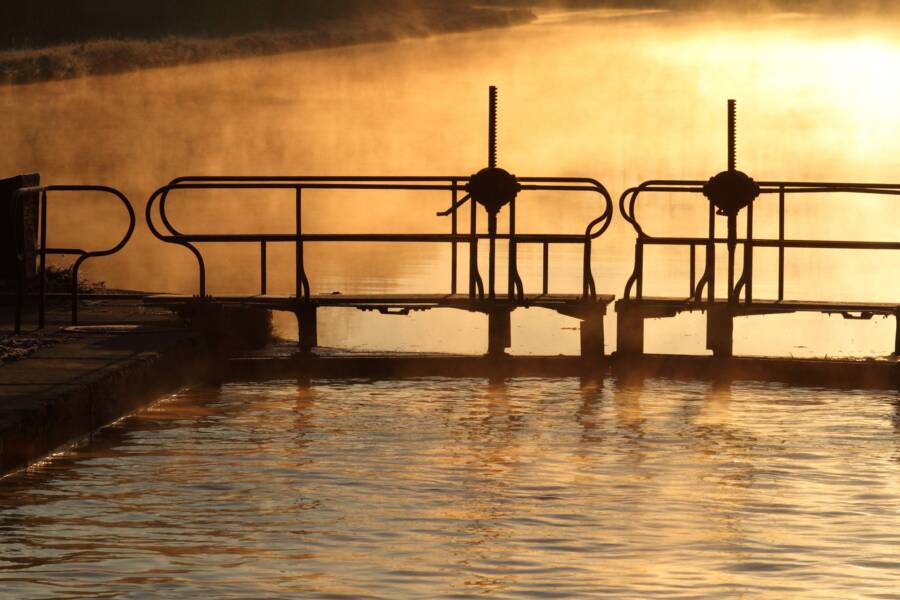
1, 8, 897, 355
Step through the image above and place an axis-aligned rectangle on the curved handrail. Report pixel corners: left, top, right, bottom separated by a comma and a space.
619, 179, 900, 302
519, 178, 613, 299
622, 180, 900, 239
146, 176, 613, 301
37, 185, 136, 325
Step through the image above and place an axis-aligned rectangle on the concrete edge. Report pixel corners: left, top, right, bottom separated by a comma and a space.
0, 334, 211, 478
224, 353, 900, 391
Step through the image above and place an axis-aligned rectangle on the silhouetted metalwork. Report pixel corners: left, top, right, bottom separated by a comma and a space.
703, 103, 759, 218
145, 88, 615, 356
5, 181, 135, 331
3, 173, 39, 334
145, 176, 613, 353
619, 100, 900, 357
10, 93, 895, 362
467, 87, 523, 301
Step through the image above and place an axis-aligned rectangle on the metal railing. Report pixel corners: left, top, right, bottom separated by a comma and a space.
12, 185, 135, 330
620, 180, 900, 304
145, 176, 613, 304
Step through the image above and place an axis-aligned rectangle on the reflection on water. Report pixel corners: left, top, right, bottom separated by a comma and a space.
1, 379, 898, 598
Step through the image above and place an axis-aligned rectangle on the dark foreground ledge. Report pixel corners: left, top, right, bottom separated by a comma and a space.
226, 352, 900, 391
0, 300, 273, 477
0, 326, 206, 476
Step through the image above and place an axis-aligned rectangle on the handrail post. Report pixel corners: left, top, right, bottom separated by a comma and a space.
469, 188, 478, 298
295, 187, 305, 299
260, 241, 267, 296
542, 242, 549, 295
727, 214, 736, 304
582, 237, 592, 298
450, 180, 458, 295
744, 196, 753, 303
778, 186, 785, 301
71, 258, 81, 325
707, 195, 716, 304
488, 213, 497, 300
689, 243, 696, 298
635, 241, 644, 299
507, 197, 516, 298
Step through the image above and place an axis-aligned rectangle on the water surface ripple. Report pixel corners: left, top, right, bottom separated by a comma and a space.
1, 378, 899, 598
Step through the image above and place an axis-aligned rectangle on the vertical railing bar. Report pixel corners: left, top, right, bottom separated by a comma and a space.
488, 222, 496, 300
727, 215, 736, 305
636, 241, 644, 299
294, 185, 309, 302
582, 239, 591, 298
450, 180, 458, 295
690, 243, 696, 299
542, 242, 549, 295
260, 241, 267, 296
38, 189, 48, 329
507, 197, 515, 298
778, 186, 785, 302
71, 258, 79, 325
707, 194, 716, 304
469, 189, 477, 298
745, 196, 753, 304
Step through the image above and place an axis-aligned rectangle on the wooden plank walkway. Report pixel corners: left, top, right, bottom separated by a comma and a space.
146, 293, 615, 317
616, 296, 899, 317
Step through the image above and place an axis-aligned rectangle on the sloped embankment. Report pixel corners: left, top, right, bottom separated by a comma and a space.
0, 2, 534, 85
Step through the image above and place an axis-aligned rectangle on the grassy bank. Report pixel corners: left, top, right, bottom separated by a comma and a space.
4, 0, 889, 85
0, 1, 534, 85
0, 0, 535, 84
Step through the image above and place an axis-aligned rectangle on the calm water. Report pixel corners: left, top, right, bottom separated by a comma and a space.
1, 378, 899, 598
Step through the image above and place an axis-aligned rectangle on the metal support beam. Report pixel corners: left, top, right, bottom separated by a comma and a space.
707, 305, 733, 357
616, 306, 644, 356
298, 305, 318, 354
487, 308, 511, 357
580, 312, 605, 360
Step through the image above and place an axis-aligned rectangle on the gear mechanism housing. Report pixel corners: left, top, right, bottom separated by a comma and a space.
703, 169, 760, 217
466, 167, 521, 215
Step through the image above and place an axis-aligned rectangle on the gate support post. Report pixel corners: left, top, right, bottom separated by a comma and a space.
298, 304, 318, 354
894, 310, 899, 356
580, 311, 605, 360
2, 174, 40, 334
616, 304, 644, 356
487, 308, 511, 357
707, 305, 733, 358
